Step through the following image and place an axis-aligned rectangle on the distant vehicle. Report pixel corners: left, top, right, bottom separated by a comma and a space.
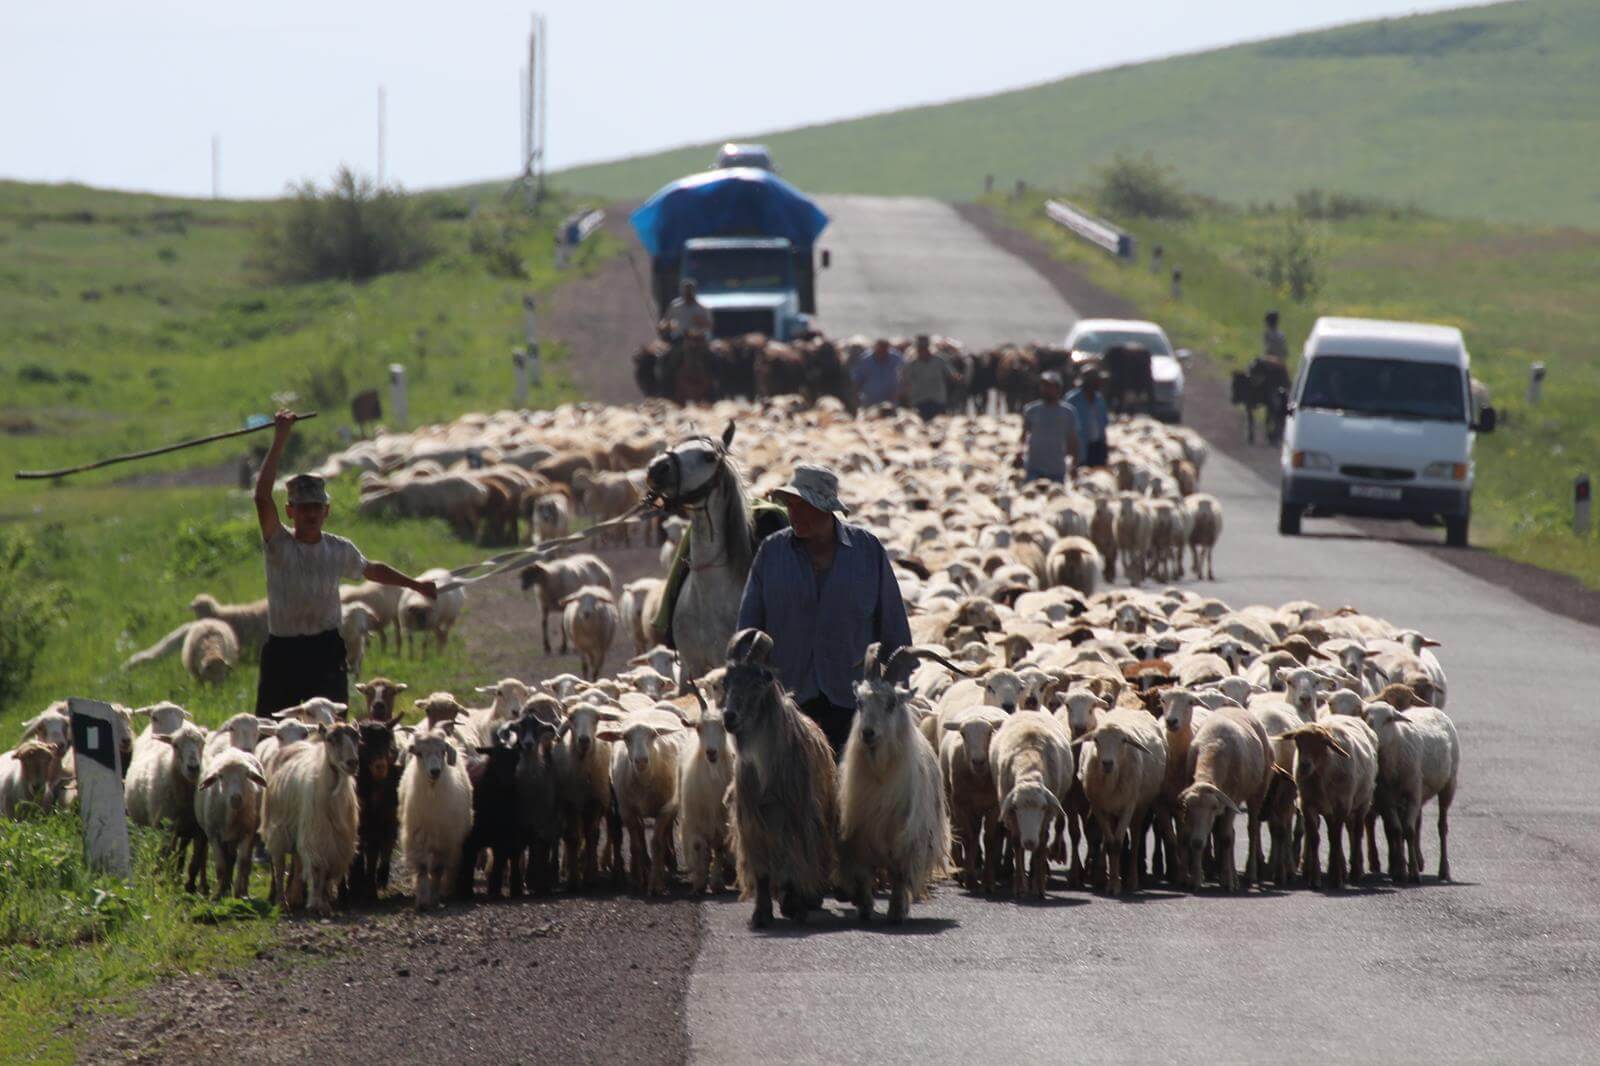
1279, 317, 1496, 547
1063, 318, 1187, 422
713, 143, 776, 171
631, 168, 828, 343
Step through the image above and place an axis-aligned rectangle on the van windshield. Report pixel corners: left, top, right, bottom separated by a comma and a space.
1298, 355, 1466, 422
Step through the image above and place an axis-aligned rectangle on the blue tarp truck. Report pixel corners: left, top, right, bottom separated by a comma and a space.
630, 167, 829, 341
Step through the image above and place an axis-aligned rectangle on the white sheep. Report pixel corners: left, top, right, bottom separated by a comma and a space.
1176, 705, 1272, 892
194, 749, 268, 899
340, 602, 381, 678
1362, 700, 1460, 884
262, 723, 361, 915
839, 646, 955, 922
1078, 707, 1166, 895
562, 585, 619, 682
1045, 536, 1102, 596
339, 581, 404, 652
532, 492, 572, 544
620, 577, 665, 656
1283, 715, 1379, 890
400, 568, 466, 654
677, 691, 735, 894
1115, 494, 1153, 586
182, 617, 239, 685
991, 711, 1074, 899
521, 553, 615, 654
599, 709, 689, 895
1184, 493, 1223, 580
940, 707, 1009, 893
125, 721, 210, 893
0, 741, 60, 818
397, 730, 474, 910
553, 701, 624, 890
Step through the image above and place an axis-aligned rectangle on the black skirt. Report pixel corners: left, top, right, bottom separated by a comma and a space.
255, 629, 349, 718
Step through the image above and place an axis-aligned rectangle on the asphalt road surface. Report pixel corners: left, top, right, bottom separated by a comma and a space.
687, 196, 1600, 1063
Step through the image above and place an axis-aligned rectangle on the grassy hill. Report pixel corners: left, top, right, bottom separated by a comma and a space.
554, 0, 1600, 225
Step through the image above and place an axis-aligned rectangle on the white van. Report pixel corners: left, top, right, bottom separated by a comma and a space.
1280, 317, 1495, 547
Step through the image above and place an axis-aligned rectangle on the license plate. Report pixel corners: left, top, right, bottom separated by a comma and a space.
1349, 484, 1402, 501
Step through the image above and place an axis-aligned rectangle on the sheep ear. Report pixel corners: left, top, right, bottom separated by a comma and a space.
594, 727, 625, 743
1271, 763, 1295, 782
1046, 792, 1068, 820
556, 719, 573, 739
475, 747, 495, 756
1217, 788, 1241, 815
155, 734, 176, 746
474, 685, 497, 694
720, 419, 736, 450
247, 770, 268, 788
1124, 734, 1152, 754
942, 720, 964, 732
999, 791, 1016, 821
394, 683, 409, 693
199, 771, 220, 790
1326, 737, 1350, 758
444, 745, 458, 766
1420, 637, 1442, 648
355, 683, 371, 696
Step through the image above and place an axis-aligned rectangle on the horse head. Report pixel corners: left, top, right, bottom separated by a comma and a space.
645, 421, 736, 508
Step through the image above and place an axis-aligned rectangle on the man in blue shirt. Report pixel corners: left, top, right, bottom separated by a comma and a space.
1066, 367, 1112, 468
850, 338, 904, 410
735, 463, 912, 755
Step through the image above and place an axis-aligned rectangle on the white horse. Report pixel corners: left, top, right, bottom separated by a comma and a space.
645, 422, 757, 685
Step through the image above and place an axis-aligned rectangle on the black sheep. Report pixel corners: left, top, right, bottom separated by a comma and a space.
345, 719, 402, 904
457, 727, 523, 899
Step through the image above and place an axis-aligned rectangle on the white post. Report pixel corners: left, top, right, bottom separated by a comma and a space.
522, 295, 542, 387
1527, 362, 1546, 405
1576, 475, 1592, 538
70, 698, 131, 879
388, 363, 408, 429
512, 349, 529, 408
1170, 267, 1183, 300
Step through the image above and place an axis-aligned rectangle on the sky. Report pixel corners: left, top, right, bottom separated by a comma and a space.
4, 0, 1479, 199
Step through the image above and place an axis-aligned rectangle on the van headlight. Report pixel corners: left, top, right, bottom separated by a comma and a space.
1291, 450, 1333, 470
1423, 461, 1468, 481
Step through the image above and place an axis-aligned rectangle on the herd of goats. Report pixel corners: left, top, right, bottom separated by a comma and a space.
0, 388, 1461, 929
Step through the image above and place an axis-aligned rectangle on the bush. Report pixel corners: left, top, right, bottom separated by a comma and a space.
1093, 153, 1193, 220
253, 166, 436, 284
1253, 215, 1325, 304
468, 219, 528, 279
1292, 188, 1422, 222
166, 516, 260, 582
0, 532, 68, 712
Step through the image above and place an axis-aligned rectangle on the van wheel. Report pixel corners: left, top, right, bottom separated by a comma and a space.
1279, 502, 1302, 536
1445, 514, 1469, 548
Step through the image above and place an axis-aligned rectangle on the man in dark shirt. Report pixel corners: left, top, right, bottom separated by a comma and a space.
735, 464, 912, 755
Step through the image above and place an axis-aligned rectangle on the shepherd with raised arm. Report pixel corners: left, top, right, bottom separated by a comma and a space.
252, 409, 436, 717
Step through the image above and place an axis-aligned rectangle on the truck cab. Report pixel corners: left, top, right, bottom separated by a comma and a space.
676, 237, 810, 341
1279, 317, 1495, 547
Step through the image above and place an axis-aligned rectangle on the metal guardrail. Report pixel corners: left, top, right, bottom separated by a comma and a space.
1044, 198, 1135, 260
559, 208, 605, 247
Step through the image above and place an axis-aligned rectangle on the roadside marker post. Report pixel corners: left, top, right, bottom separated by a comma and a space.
1528, 362, 1546, 405
512, 349, 529, 408
522, 295, 542, 387
1171, 267, 1183, 300
1575, 475, 1591, 538
388, 364, 408, 430
70, 698, 131, 879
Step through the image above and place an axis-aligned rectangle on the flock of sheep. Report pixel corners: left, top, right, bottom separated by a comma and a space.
0, 395, 1460, 928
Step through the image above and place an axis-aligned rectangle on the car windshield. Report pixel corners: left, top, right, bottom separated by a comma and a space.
1071, 330, 1172, 357
1297, 355, 1466, 422
683, 248, 792, 293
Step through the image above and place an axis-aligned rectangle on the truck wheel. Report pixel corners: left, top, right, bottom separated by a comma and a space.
1445, 514, 1469, 548
1278, 502, 1302, 536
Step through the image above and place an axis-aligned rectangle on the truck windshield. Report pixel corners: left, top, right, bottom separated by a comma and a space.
683, 249, 792, 293
1071, 330, 1172, 356
1298, 356, 1466, 422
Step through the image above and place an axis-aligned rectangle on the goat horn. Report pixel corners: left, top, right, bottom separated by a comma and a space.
726, 627, 772, 666
883, 646, 974, 687
689, 682, 710, 715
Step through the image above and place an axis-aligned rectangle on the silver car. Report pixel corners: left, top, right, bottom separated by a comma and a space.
1063, 318, 1187, 422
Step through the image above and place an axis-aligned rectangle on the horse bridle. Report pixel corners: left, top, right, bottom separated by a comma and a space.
647, 435, 727, 512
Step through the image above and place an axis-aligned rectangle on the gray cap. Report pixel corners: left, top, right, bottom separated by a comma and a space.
286, 474, 330, 505
1040, 370, 1064, 387
772, 463, 848, 515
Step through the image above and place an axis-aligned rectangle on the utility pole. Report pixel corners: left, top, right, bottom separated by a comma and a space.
211, 135, 220, 199
510, 13, 547, 208
535, 14, 547, 200
377, 85, 387, 186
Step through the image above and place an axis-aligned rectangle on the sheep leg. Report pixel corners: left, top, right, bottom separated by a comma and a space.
563, 829, 583, 891
752, 876, 773, 929
1406, 802, 1425, 885
1347, 809, 1367, 883
1155, 810, 1179, 885
1325, 815, 1347, 890
649, 815, 675, 895
485, 846, 508, 900
1301, 814, 1322, 890
1436, 784, 1454, 882
186, 836, 208, 895
541, 608, 552, 654
234, 836, 255, 899
688, 837, 709, 894
982, 818, 1000, 896
1365, 808, 1383, 876
888, 871, 910, 923
212, 843, 233, 902
1381, 803, 1407, 885
306, 865, 329, 917
854, 869, 875, 923
1067, 811, 1084, 889
627, 817, 649, 893
1244, 806, 1262, 888
606, 810, 626, 888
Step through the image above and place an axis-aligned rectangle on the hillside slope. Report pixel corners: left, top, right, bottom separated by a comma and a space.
553, 0, 1599, 224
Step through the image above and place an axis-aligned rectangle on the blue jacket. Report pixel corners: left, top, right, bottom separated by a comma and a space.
735, 520, 912, 707
1065, 387, 1110, 444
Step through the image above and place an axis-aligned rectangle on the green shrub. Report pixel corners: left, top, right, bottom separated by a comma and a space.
0, 531, 68, 712
166, 516, 260, 582
1093, 153, 1193, 220
252, 166, 437, 284
468, 219, 528, 279
1253, 215, 1325, 304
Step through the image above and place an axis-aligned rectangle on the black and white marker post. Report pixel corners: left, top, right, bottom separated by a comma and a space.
70, 698, 132, 878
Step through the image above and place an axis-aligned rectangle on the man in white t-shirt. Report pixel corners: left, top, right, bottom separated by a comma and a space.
252, 410, 436, 717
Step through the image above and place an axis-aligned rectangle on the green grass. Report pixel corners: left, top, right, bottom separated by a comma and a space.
552, 0, 1600, 226
0, 177, 617, 1055
991, 189, 1600, 587
0, 812, 278, 1063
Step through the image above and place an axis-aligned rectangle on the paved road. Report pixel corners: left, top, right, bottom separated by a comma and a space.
687, 196, 1600, 1063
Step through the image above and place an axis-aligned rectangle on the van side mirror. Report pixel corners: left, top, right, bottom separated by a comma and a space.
1476, 406, 1497, 434
1175, 348, 1194, 367
820, 249, 831, 269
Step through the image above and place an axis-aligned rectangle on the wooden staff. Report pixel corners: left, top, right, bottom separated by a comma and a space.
15, 412, 318, 481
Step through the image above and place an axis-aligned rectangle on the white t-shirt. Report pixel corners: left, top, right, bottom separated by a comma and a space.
263, 528, 368, 637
